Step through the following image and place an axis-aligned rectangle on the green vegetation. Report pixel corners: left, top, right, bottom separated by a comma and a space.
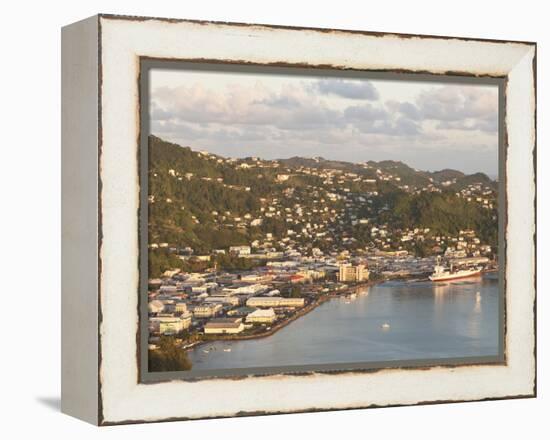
213, 254, 263, 271
283, 285, 303, 298
147, 135, 498, 262
148, 336, 192, 372
379, 191, 497, 248
148, 249, 184, 278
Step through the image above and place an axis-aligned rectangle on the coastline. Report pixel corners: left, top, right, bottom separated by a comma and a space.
184, 280, 380, 352
183, 267, 498, 353
184, 273, 500, 371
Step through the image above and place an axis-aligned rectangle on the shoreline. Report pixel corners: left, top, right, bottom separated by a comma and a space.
183, 269, 498, 352
184, 279, 381, 352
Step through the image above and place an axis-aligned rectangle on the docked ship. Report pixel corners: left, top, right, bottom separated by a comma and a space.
429, 259, 482, 282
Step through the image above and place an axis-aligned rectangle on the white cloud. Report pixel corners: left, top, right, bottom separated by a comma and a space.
314, 78, 379, 100
149, 71, 498, 175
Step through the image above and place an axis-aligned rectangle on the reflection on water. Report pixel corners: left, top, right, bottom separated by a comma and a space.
188, 273, 500, 371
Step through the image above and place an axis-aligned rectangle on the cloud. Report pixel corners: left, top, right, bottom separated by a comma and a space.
315, 79, 380, 100
436, 115, 497, 133
149, 74, 498, 175
343, 104, 420, 136
151, 81, 347, 133
344, 103, 388, 121
386, 86, 498, 133
354, 118, 421, 137
386, 100, 423, 120
253, 95, 302, 108
416, 85, 497, 123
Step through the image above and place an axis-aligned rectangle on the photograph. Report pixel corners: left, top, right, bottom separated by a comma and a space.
143, 66, 502, 375
1, 0, 542, 433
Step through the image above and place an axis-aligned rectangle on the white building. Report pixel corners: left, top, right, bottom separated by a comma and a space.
229, 245, 251, 256
204, 296, 240, 306
174, 301, 188, 314
192, 304, 223, 318
150, 314, 192, 335
246, 308, 277, 324
223, 283, 267, 295
148, 300, 164, 314
246, 297, 305, 308
338, 263, 369, 282
204, 317, 245, 334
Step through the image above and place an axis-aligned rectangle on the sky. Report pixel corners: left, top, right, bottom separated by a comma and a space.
149, 67, 499, 177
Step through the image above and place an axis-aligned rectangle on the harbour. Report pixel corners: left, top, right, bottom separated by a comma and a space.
187, 273, 500, 371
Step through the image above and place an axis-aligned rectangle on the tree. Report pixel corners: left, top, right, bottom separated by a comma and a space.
148, 336, 192, 372
282, 285, 302, 298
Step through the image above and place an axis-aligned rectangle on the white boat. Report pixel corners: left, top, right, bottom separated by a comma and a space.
381, 323, 391, 330
223, 348, 231, 352
429, 258, 482, 282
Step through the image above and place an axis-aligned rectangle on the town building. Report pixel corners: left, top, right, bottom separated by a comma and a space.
150, 314, 192, 335
338, 263, 369, 282
148, 299, 164, 314
229, 245, 251, 256
246, 308, 277, 324
246, 297, 305, 308
174, 301, 188, 314
204, 295, 240, 306
204, 317, 245, 334
192, 304, 223, 318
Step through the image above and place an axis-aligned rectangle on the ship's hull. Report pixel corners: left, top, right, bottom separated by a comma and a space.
429, 269, 482, 282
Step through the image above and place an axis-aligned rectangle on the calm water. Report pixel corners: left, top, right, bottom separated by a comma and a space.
188, 273, 500, 370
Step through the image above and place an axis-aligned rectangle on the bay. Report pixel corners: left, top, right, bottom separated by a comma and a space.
187, 273, 500, 371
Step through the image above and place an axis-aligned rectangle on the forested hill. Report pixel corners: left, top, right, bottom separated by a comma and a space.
148, 135, 498, 259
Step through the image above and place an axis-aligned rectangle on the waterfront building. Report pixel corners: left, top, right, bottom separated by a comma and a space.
246, 308, 277, 324
204, 317, 245, 334
246, 297, 305, 308
338, 263, 369, 282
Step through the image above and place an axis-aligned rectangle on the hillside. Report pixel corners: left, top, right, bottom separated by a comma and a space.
147, 135, 498, 275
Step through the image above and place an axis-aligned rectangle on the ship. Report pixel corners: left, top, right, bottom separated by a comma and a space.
429, 258, 482, 282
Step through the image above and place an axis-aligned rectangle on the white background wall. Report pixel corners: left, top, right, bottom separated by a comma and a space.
0, 0, 546, 437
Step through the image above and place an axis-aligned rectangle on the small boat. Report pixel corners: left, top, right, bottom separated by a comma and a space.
223, 348, 231, 352
202, 350, 209, 354
381, 323, 391, 330
476, 291, 481, 303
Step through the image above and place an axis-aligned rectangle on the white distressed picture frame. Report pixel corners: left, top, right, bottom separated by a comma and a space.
61, 14, 536, 425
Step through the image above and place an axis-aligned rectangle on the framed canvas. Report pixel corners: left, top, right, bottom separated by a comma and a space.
61, 14, 536, 425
